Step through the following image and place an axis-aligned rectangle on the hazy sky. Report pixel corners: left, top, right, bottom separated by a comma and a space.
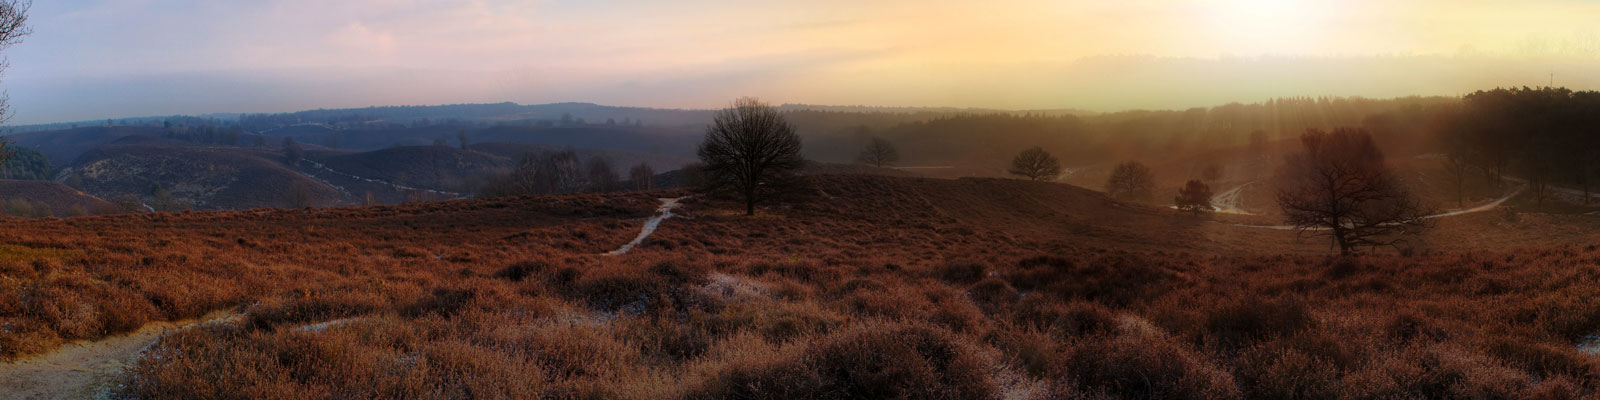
5, 0, 1600, 124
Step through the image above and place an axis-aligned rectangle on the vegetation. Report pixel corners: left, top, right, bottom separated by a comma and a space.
856, 137, 899, 168
0, 175, 1594, 399
1105, 161, 1155, 201
1443, 87, 1600, 206
1276, 128, 1428, 255
1175, 180, 1212, 214
0, 145, 48, 180
696, 98, 805, 216
1007, 147, 1060, 181
630, 163, 655, 191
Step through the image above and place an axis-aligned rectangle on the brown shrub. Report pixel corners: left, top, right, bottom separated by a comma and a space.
1013, 297, 1120, 338
935, 261, 988, 284
691, 322, 994, 400
1204, 295, 1315, 350
1052, 317, 1241, 399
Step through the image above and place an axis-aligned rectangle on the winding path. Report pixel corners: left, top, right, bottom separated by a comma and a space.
606, 197, 689, 255
0, 311, 242, 400
1229, 185, 1526, 230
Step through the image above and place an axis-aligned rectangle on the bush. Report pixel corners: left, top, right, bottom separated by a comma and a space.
1053, 318, 1240, 399
688, 322, 994, 400
935, 261, 988, 284
1205, 295, 1315, 349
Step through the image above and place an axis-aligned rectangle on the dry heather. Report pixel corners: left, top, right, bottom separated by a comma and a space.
3, 175, 1600, 399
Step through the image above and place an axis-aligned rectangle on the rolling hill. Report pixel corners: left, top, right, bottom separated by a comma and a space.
62, 136, 346, 210
0, 180, 119, 216
3, 174, 1600, 398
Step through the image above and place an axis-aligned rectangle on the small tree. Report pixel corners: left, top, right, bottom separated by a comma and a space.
457, 130, 470, 150
629, 162, 655, 190
1174, 180, 1213, 214
586, 156, 619, 192
282, 137, 304, 165
1105, 161, 1155, 201
856, 137, 899, 168
1275, 128, 1428, 255
536, 150, 586, 194
287, 183, 313, 208
1008, 147, 1061, 181
1201, 163, 1223, 182
697, 97, 805, 216
151, 184, 179, 212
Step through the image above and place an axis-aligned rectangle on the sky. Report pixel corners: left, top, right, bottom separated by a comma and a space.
4, 0, 1600, 124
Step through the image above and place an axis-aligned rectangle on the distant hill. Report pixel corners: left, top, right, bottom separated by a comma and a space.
311, 145, 507, 195
8, 126, 168, 167
0, 180, 119, 216
63, 137, 346, 210
468, 142, 696, 172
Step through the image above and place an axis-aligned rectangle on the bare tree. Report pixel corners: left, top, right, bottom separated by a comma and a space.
537, 149, 586, 194
856, 137, 899, 168
1441, 152, 1472, 208
1275, 128, 1428, 255
1175, 180, 1213, 214
287, 183, 313, 208
282, 137, 304, 165
1105, 161, 1155, 201
0, 0, 30, 168
480, 153, 541, 197
1201, 163, 1223, 182
1008, 147, 1061, 181
697, 97, 805, 216
586, 156, 619, 192
629, 162, 655, 190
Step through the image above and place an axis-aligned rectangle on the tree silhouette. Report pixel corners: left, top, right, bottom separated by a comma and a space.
1276, 128, 1428, 255
1105, 161, 1155, 201
629, 163, 655, 190
1008, 147, 1060, 181
0, 0, 30, 171
1175, 180, 1212, 214
586, 157, 619, 192
282, 137, 304, 165
856, 137, 899, 168
697, 97, 805, 216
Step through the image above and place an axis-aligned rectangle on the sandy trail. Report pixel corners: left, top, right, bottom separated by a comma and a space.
0, 310, 242, 400
1230, 185, 1526, 230
300, 160, 464, 199
606, 197, 689, 256
1209, 181, 1256, 215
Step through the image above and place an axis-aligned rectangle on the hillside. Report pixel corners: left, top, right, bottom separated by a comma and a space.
7, 126, 169, 167
0, 180, 119, 216
5, 174, 1600, 398
62, 137, 347, 210
469, 142, 697, 172
311, 145, 506, 195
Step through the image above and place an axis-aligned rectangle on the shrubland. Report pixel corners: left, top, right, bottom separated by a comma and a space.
2, 175, 1599, 399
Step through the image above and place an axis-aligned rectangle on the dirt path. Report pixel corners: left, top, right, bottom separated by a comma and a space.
0, 311, 242, 400
1230, 185, 1526, 230
606, 197, 689, 256
1209, 181, 1256, 215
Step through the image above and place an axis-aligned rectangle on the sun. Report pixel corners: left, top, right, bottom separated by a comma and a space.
1203, 0, 1332, 55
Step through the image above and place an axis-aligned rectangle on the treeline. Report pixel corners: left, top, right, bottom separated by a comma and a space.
1, 146, 50, 180
479, 150, 655, 197
800, 96, 1456, 166
1442, 87, 1600, 203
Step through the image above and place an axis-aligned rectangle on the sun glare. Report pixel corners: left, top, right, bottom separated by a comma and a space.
1204, 0, 1331, 55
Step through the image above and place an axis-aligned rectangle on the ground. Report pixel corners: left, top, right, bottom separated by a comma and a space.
3, 174, 1600, 399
